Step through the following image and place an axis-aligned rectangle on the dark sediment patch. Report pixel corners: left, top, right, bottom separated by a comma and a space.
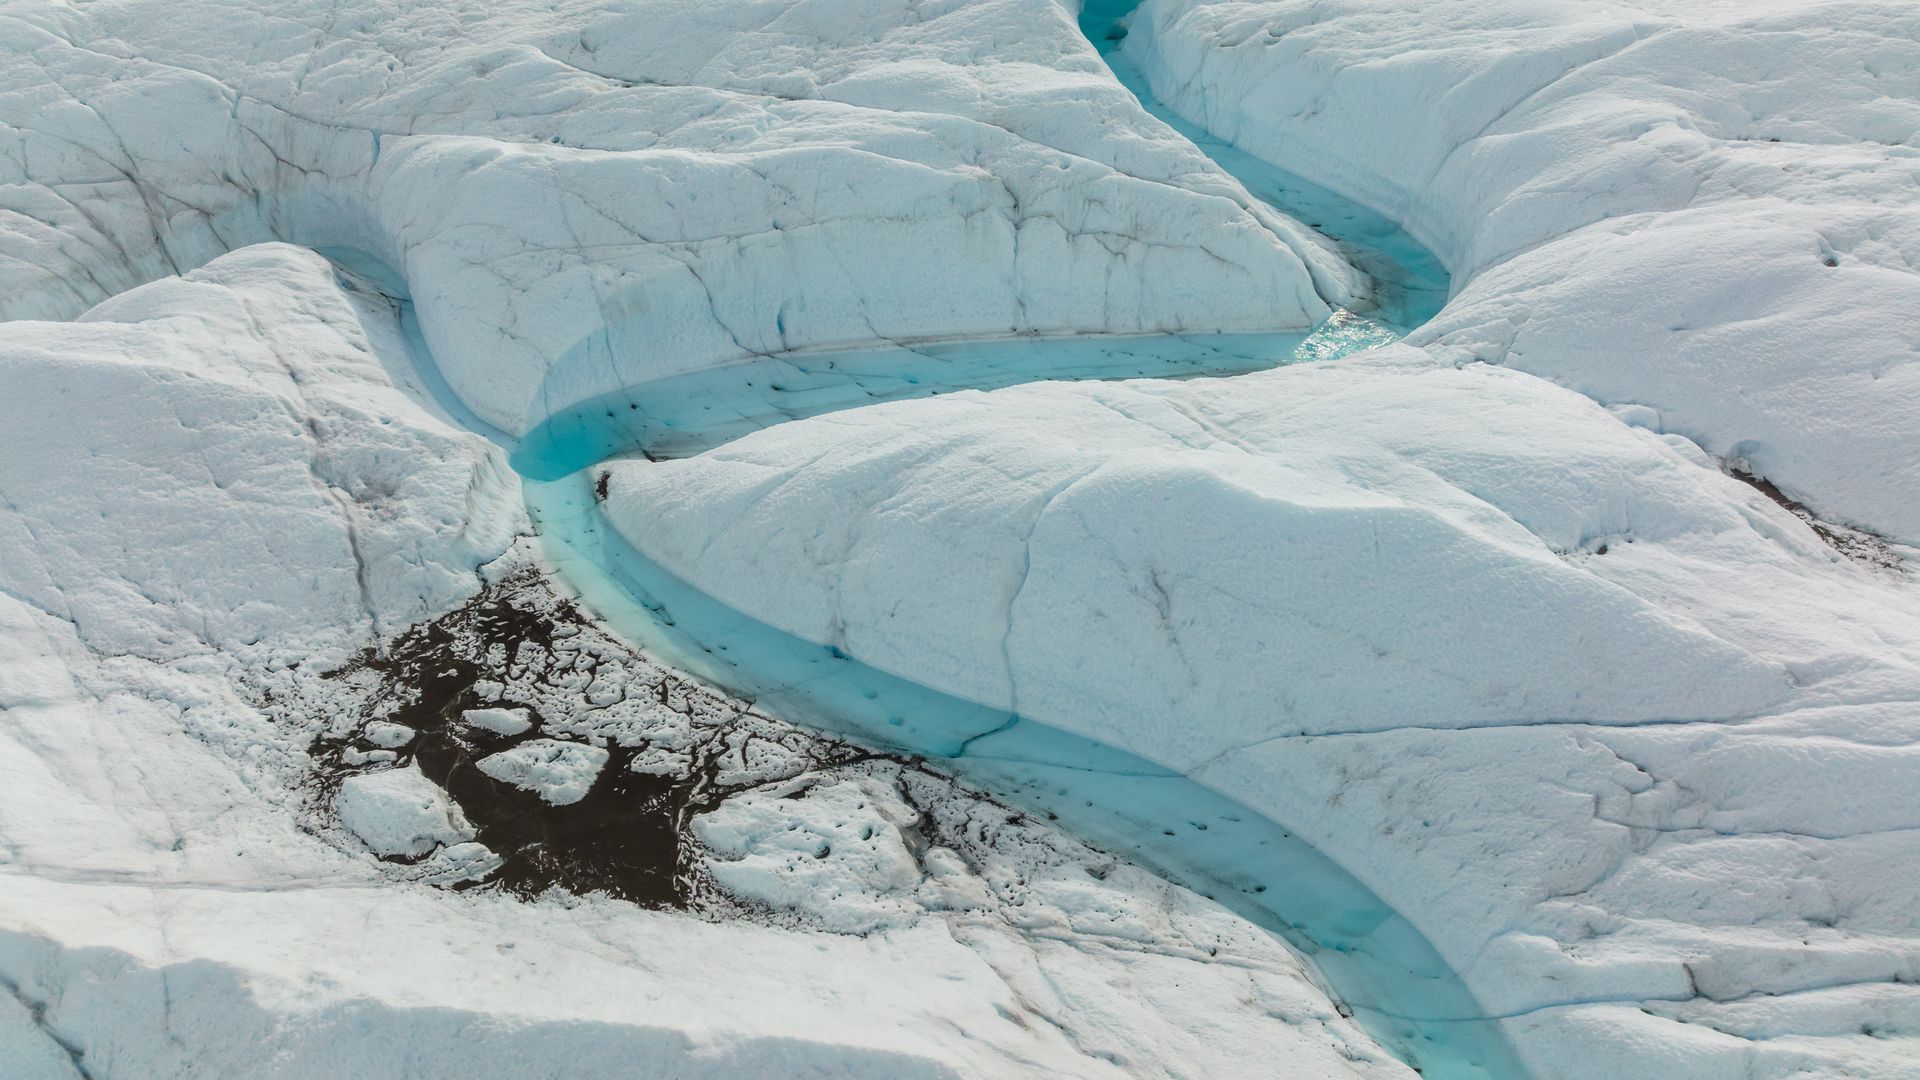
1731, 468, 1906, 571
296, 571, 1165, 938
307, 571, 868, 906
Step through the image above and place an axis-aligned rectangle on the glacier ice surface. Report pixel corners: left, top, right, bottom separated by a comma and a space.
5, 0, 1920, 1077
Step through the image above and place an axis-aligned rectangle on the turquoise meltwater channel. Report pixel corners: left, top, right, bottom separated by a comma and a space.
336, 2, 1525, 1071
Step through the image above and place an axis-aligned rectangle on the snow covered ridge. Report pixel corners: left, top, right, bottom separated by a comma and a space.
604, 349, 1906, 751
0, 243, 518, 668
1126, 0, 1920, 542
0, 0, 1362, 433
602, 350, 1920, 1078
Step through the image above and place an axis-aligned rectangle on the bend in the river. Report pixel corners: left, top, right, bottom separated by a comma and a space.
339, 7, 1524, 1076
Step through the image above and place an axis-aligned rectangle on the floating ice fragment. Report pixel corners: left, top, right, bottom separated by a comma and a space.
463, 706, 533, 736
476, 739, 609, 805
362, 720, 415, 748
335, 765, 474, 858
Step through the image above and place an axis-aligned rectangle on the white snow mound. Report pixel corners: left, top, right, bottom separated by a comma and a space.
603, 347, 1905, 763
0, 243, 517, 668
335, 766, 475, 859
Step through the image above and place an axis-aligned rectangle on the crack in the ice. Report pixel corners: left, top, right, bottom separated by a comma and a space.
0, 972, 92, 1078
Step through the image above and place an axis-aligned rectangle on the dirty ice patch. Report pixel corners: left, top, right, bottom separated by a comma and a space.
476, 739, 610, 806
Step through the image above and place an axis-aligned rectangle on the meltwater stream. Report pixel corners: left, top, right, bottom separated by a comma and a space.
1080, 0, 1449, 333
343, 6, 1521, 1075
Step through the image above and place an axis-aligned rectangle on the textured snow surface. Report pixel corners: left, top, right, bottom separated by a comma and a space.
0, 0, 1357, 434
0, 244, 518, 665
1128, 0, 1920, 544
695, 775, 930, 934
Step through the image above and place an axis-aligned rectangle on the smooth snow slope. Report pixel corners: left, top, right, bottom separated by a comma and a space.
0, 0, 1365, 434
1127, 0, 1920, 544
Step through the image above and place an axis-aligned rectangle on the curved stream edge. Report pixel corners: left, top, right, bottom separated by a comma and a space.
324, 7, 1528, 1072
